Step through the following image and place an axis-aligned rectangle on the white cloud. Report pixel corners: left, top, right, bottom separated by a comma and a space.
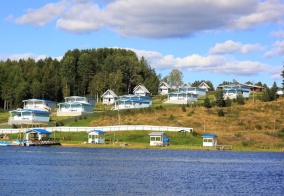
12, 0, 284, 38
129, 48, 269, 76
15, 0, 69, 26
0, 53, 62, 61
209, 40, 264, 54
231, 0, 284, 29
271, 30, 284, 38
264, 41, 284, 57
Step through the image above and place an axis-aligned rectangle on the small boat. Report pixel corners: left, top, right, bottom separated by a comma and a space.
0, 141, 11, 146
11, 139, 35, 146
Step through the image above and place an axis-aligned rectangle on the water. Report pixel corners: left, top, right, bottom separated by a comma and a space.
0, 147, 283, 196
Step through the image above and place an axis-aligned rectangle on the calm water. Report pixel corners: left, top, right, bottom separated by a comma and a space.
0, 147, 283, 196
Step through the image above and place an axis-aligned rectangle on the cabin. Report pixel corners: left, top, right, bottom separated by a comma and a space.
88, 130, 105, 144
198, 82, 211, 92
202, 134, 218, 147
101, 90, 118, 105
166, 92, 198, 104
158, 82, 171, 95
22, 99, 57, 111
180, 87, 206, 97
8, 109, 50, 125
148, 132, 169, 147
133, 84, 150, 96
57, 96, 95, 116
25, 128, 51, 141
220, 84, 250, 99
114, 97, 152, 110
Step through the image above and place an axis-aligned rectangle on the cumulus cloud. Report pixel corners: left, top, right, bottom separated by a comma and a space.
14, 0, 70, 26
271, 30, 284, 38
209, 40, 264, 54
129, 48, 269, 76
11, 0, 284, 38
264, 41, 284, 57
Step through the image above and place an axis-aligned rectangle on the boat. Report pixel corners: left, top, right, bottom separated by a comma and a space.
11, 139, 35, 146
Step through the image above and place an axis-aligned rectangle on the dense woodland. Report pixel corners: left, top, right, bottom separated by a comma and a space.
0, 48, 160, 109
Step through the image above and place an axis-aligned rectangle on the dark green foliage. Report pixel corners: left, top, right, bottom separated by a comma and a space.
262, 82, 278, 102
214, 89, 225, 107
225, 97, 232, 107
181, 104, 186, 112
169, 114, 175, 120
218, 109, 225, 117
0, 48, 160, 109
203, 96, 211, 109
255, 124, 262, 130
236, 94, 245, 105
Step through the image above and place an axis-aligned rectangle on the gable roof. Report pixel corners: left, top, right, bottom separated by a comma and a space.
182, 83, 191, 87
159, 82, 171, 88
198, 82, 210, 89
133, 84, 150, 93
101, 89, 118, 98
26, 128, 51, 134
22, 99, 57, 103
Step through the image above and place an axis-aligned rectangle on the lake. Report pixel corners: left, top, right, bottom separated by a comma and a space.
0, 147, 283, 196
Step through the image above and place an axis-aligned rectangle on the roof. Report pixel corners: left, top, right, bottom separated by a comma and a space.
198, 82, 210, 89
57, 102, 92, 106
88, 130, 105, 134
9, 109, 50, 114
159, 82, 171, 88
202, 134, 217, 138
133, 84, 150, 93
101, 89, 118, 98
26, 128, 51, 134
22, 99, 57, 103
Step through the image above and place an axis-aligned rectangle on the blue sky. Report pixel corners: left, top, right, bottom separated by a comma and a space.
1, 0, 284, 88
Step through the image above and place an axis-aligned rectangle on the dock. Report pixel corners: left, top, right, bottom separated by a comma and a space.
215, 145, 232, 151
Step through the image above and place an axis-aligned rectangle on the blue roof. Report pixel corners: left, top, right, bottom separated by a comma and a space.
89, 130, 105, 134
9, 109, 50, 114
202, 134, 217, 138
57, 102, 92, 106
22, 99, 57, 103
26, 128, 51, 134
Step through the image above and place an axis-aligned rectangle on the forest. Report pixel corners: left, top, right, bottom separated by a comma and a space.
0, 48, 160, 109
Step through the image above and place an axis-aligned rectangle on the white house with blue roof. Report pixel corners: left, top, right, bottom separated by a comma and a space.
57, 96, 95, 116
8, 109, 50, 125
114, 94, 152, 110
202, 134, 218, 147
25, 128, 51, 141
88, 130, 105, 144
23, 98, 57, 111
221, 84, 250, 99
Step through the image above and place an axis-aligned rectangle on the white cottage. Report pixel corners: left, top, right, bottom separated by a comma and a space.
101, 90, 118, 105
22, 99, 57, 111
8, 109, 50, 125
148, 132, 169, 147
114, 95, 152, 110
198, 82, 211, 92
202, 134, 218, 147
88, 130, 105, 144
158, 82, 171, 95
133, 84, 150, 96
57, 96, 95, 116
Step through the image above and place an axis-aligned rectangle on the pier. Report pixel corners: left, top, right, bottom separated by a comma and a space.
215, 145, 232, 151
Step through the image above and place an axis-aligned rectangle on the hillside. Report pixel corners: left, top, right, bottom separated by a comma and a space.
90, 97, 284, 150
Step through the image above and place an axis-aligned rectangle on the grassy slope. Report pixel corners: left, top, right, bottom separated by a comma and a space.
1, 95, 283, 151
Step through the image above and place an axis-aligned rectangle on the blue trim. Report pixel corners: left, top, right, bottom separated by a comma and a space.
202, 134, 217, 138
26, 128, 51, 134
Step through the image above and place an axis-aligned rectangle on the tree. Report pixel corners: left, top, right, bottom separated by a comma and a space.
236, 94, 245, 105
281, 63, 284, 87
203, 96, 211, 109
214, 89, 225, 107
167, 69, 183, 88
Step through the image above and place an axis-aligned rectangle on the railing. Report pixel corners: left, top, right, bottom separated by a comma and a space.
0, 125, 193, 134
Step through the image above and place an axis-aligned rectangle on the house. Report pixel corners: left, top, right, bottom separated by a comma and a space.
202, 134, 218, 147
198, 82, 211, 92
182, 83, 191, 87
22, 99, 57, 111
25, 128, 51, 141
180, 87, 206, 97
8, 109, 50, 125
114, 95, 152, 110
148, 132, 169, 147
88, 130, 105, 144
158, 82, 171, 95
133, 84, 150, 96
166, 92, 198, 104
220, 84, 250, 99
57, 96, 95, 116
218, 83, 264, 92
101, 90, 118, 105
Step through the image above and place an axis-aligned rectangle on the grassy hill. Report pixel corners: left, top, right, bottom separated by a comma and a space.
1, 95, 283, 151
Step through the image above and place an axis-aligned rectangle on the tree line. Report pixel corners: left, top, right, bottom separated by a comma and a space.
0, 48, 160, 109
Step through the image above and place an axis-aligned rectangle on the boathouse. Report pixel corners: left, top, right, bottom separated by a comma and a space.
25, 128, 51, 141
148, 132, 169, 147
202, 134, 218, 147
88, 130, 105, 144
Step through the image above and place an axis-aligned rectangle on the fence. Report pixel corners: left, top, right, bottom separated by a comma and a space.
0, 125, 193, 134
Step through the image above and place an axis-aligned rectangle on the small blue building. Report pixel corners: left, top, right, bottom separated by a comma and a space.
25, 128, 51, 141
202, 134, 218, 147
114, 94, 152, 110
88, 130, 105, 144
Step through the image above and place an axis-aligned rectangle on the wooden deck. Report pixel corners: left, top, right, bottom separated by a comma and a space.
215, 145, 232, 151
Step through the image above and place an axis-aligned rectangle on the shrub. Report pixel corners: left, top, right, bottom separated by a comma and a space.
255, 124, 262, 130
169, 114, 175, 120
182, 104, 186, 112
218, 109, 225, 117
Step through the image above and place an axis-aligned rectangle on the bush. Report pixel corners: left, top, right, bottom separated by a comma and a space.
255, 124, 262, 130
218, 109, 225, 117
182, 104, 186, 112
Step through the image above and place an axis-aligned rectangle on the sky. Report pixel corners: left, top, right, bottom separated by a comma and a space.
1, 0, 284, 88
